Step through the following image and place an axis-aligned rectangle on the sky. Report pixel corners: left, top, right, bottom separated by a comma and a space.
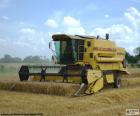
0, 0, 140, 59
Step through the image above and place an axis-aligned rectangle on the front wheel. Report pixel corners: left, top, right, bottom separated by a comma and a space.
114, 76, 121, 88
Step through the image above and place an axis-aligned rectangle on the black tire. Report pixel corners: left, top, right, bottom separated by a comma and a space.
19, 66, 29, 81
114, 75, 121, 88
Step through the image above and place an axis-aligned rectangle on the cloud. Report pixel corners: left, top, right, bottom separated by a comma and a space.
12, 27, 52, 58
91, 24, 132, 37
19, 27, 47, 46
20, 28, 36, 35
66, 27, 85, 35
45, 16, 86, 35
0, 38, 6, 44
44, 19, 58, 28
90, 7, 140, 54
62, 16, 85, 35
124, 7, 140, 27
104, 14, 109, 18
1, 16, 9, 20
63, 16, 80, 27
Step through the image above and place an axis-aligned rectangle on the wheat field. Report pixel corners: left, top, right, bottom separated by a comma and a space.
0, 87, 140, 116
0, 64, 140, 116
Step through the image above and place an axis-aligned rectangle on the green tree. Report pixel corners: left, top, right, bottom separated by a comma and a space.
125, 52, 137, 64
12, 57, 22, 63
23, 56, 42, 63
134, 47, 140, 56
0, 54, 22, 63
134, 47, 140, 63
0, 54, 12, 62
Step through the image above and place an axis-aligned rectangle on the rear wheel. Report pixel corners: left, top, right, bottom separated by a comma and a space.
114, 74, 121, 88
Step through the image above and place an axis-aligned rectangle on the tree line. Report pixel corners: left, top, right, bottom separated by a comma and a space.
126, 46, 140, 64
0, 54, 50, 63
0, 46, 139, 64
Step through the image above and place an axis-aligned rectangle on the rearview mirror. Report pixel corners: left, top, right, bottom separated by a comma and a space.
49, 41, 56, 54
49, 42, 52, 49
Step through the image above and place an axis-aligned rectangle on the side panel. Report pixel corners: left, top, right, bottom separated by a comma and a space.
83, 38, 127, 73
87, 70, 102, 84
98, 63, 122, 70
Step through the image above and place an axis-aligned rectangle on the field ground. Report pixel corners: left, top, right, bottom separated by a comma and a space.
0, 63, 140, 116
0, 87, 140, 116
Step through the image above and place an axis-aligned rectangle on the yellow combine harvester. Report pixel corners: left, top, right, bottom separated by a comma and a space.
19, 34, 128, 96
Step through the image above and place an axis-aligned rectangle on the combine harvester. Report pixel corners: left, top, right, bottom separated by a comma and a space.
19, 34, 128, 96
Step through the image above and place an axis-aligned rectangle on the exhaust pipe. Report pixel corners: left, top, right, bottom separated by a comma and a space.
106, 33, 109, 40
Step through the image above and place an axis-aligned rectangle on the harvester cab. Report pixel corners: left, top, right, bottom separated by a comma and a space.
19, 34, 128, 96
51, 34, 85, 64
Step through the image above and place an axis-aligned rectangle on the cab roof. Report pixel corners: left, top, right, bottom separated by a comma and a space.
52, 34, 98, 41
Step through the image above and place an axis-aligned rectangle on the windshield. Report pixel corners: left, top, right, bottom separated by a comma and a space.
54, 40, 78, 64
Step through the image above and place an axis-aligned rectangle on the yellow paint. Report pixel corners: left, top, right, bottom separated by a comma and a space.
85, 70, 103, 94
87, 70, 101, 84
85, 77, 103, 94
106, 74, 114, 83
82, 38, 126, 71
